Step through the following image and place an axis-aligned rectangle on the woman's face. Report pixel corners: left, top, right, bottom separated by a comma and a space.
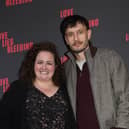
34, 51, 56, 82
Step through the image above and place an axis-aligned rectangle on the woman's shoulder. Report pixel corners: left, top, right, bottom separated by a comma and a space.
0, 80, 28, 106
11, 79, 27, 85
4, 79, 29, 97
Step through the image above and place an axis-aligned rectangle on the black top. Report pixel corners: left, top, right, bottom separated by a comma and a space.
0, 80, 76, 129
25, 85, 70, 129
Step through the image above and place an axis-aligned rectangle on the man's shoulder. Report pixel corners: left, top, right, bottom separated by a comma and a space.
95, 47, 124, 67
97, 47, 120, 57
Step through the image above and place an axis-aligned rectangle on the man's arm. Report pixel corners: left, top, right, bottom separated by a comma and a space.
110, 50, 129, 129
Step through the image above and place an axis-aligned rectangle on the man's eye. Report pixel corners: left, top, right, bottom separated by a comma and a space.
78, 30, 83, 34
67, 33, 73, 37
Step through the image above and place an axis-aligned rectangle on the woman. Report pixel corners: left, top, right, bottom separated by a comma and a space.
0, 41, 76, 129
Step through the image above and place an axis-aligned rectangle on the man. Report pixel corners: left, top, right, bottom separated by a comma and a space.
60, 15, 129, 129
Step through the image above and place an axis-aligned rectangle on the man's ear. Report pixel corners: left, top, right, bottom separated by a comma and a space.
88, 29, 92, 40
64, 35, 69, 45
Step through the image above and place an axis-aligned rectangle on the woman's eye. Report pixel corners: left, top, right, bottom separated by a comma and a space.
37, 61, 43, 64
47, 62, 53, 65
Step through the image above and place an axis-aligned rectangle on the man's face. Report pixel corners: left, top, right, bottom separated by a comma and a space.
65, 22, 91, 53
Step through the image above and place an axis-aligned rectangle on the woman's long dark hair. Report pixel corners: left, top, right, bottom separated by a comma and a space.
18, 41, 65, 87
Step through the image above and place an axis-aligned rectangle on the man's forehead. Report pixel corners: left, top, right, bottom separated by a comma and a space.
66, 23, 86, 31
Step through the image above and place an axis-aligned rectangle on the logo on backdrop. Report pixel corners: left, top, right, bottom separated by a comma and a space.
60, 8, 73, 18
89, 18, 99, 28
61, 56, 68, 64
0, 77, 10, 93
5, 0, 32, 7
60, 8, 99, 28
0, 32, 33, 54
125, 33, 129, 42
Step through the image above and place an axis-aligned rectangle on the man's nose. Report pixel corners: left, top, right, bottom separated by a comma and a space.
74, 33, 78, 41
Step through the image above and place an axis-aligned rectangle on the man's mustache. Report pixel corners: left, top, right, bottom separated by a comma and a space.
72, 41, 82, 46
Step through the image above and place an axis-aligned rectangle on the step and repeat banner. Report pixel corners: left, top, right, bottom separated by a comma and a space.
0, 0, 129, 98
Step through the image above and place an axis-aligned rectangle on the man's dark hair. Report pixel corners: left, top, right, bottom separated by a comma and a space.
60, 15, 89, 37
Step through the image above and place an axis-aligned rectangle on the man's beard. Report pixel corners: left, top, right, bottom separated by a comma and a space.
70, 41, 89, 54
71, 47, 86, 54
